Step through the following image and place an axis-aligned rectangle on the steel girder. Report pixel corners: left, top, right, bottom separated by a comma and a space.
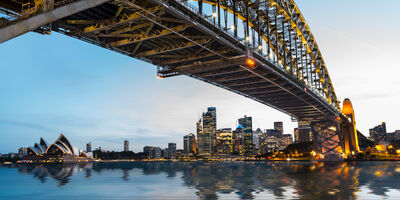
193, 0, 339, 110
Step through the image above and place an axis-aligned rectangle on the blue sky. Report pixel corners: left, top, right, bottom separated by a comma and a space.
0, 0, 399, 153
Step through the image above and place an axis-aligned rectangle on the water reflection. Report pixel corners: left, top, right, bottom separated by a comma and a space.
1, 161, 400, 199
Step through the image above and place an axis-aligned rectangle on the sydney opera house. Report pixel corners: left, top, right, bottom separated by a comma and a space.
21, 134, 93, 163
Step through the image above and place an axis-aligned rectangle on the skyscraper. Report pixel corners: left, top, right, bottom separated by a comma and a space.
298, 121, 313, 142
217, 128, 233, 154
86, 142, 92, 152
254, 128, 263, 151
183, 133, 196, 155
274, 122, 283, 135
124, 140, 129, 152
197, 107, 217, 157
232, 124, 244, 155
207, 107, 217, 154
238, 115, 253, 155
168, 143, 177, 158
369, 122, 387, 142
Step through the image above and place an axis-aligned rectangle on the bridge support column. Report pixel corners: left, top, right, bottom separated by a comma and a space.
311, 121, 344, 161
341, 98, 360, 156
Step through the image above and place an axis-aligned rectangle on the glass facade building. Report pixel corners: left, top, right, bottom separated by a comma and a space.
197, 107, 217, 157
238, 116, 253, 155
183, 133, 196, 155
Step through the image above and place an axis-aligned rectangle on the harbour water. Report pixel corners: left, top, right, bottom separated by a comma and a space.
1, 161, 400, 199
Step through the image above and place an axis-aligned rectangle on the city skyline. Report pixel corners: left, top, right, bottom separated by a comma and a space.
1, 0, 400, 153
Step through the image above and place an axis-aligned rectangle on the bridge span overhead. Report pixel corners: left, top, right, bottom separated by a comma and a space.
0, 0, 359, 160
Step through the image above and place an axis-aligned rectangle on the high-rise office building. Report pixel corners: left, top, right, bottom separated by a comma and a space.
298, 121, 313, 142
124, 140, 129, 152
254, 128, 263, 150
196, 107, 217, 157
369, 122, 387, 142
183, 133, 196, 155
232, 124, 244, 155
207, 107, 217, 154
274, 122, 284, 135
168, 143, 177, 158
265, 129, 282, 138
86, 142, 92, 152
238, 115, 253, 155
217, 128, 233, 154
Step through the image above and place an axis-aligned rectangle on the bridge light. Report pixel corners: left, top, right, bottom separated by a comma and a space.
212, 12, 217, 18
245, 36, 250, 42
246, 58, 256, 67
230, 25, 235, 30
156, 75, 163, 79
258, 45, 262, 50
311, 151, 316, 156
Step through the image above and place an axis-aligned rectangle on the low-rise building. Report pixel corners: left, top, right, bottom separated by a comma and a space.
143, 146, 162, 159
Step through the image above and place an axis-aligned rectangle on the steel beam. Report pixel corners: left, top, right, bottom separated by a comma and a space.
136, 39, 210, 57
0, 0, 111, 43
83, 6, 163, 33
109, 24, 191, 47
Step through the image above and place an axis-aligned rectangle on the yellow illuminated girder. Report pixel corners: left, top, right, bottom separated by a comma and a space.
83, 6, 164, 33
96, 23, 151, 37
159, 49, 231, 65
109, 24, 192, 47
136, 39, 211, 57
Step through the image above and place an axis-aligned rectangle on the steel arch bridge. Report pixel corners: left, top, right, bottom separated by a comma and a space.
0, 0, 360, 160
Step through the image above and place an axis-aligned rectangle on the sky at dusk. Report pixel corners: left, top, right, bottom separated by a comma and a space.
0, 0, 399, 153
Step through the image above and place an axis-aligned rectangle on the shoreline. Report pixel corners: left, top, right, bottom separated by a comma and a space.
2, 158, 400, 165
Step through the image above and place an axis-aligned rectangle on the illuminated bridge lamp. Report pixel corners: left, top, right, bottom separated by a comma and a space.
246, 58, 256, 68
156, 75, 163, 79
311, 151, 316, 157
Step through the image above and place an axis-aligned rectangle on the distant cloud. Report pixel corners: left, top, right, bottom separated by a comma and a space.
354, 93, 395, 100
0, 119, 54, 132
137, 128, 150, 134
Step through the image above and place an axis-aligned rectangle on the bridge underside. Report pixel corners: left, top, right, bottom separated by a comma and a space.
1, 0, 338, 122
